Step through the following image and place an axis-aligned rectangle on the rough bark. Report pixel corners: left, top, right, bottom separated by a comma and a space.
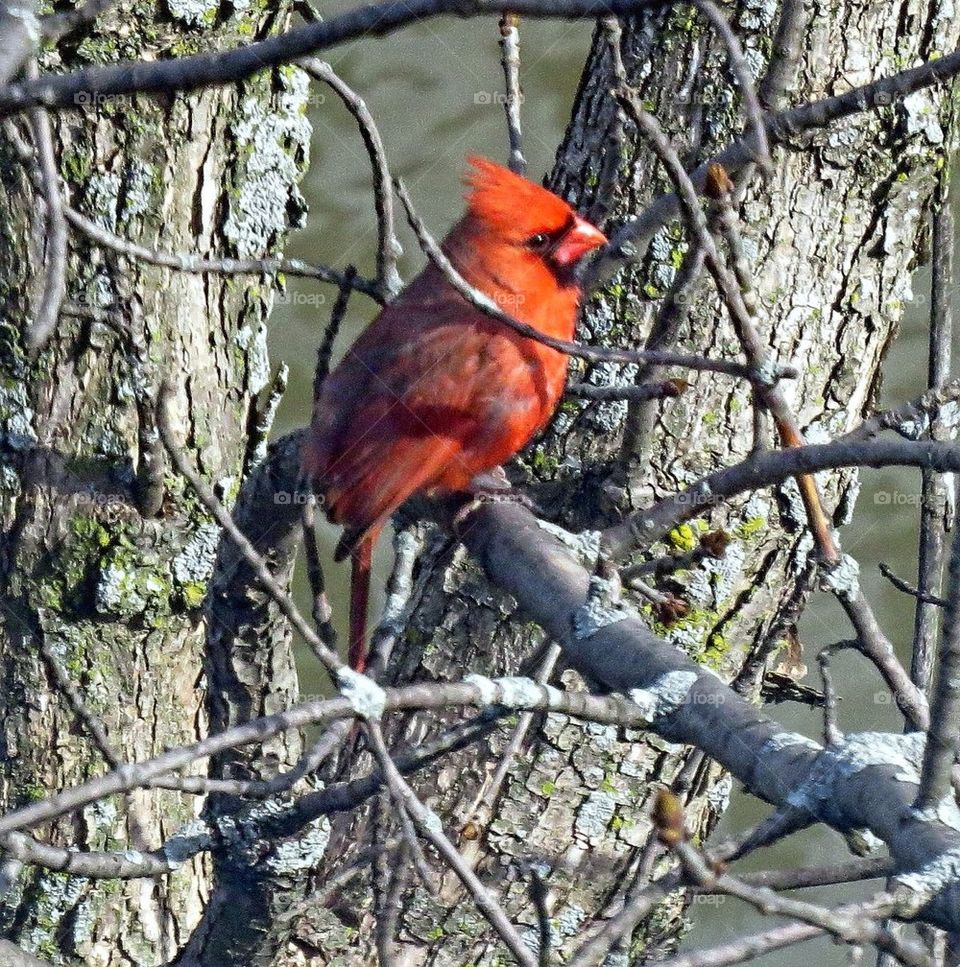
297, 0, 960, 962
0, 2, 306, 962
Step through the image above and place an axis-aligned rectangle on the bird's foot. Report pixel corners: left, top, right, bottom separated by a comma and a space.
452, 470, 540, 532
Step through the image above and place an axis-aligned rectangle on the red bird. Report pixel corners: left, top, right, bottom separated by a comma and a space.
302, 156, 607, 670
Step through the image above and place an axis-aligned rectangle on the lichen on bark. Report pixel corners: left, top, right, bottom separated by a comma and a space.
0, 0, 307, 961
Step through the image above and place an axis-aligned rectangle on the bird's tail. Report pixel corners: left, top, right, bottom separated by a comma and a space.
349, 533, 376, 672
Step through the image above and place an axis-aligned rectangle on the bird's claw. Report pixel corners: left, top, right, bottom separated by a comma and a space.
452, 475, 540, 532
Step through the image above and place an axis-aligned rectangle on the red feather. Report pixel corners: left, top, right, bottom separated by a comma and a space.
302, 157, 606, 669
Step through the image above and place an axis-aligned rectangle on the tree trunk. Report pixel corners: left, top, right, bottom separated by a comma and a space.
299, 0, 959, 962
0, 2, 306, 961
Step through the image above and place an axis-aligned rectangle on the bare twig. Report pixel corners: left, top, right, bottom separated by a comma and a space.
656, 899, 899, 967
23, 62, 67, 357
566, 379, 686, 402
587, 16, 628, 225
620, 242, 706, 461
912, 168, 954, 695
313, 264, 355, 400
710, 804, 813, 864
498, 13, 526, 174
616, 94, 837, 564
466, 641, 562, 827
63, 204, 382, 301
246, 362, 289, 471
757, 0, 806, 110
732, 856, 895, 892
567, 849, 674, 967
589, 44, 960, 285
366, 526, 423, 682
697, 159, 836, 562
299, 59, 402, 297
375, 838, 411, 965
365, 723, 538, 967
916, 525, 960, 811
0, 0, 957, 137
879, 562, 947, 609
817, 647, 842, 745
843, 379, 960, 443
302, 495, 338, 643
365, 722, 438, 890
527, 863, 552, 967
690, 0, 771, 176
0, 676, 647, 836
673, 838, 931, 966
157, 384, 344, 676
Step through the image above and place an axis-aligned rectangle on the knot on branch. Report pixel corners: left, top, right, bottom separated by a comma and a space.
818, 554, 862, 600
336, 668, 387, 719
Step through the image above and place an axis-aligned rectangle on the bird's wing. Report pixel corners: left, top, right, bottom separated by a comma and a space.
306, 275, 559, 544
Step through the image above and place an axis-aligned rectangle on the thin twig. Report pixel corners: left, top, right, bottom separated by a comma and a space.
299, 59, 402, 297
756, 0, 806, 110
527, 863, 552, 967
23, 62, 68, 357
302, 495, 338, 642
912, 167, 954, 696
656, 899, 898, 967
156, 385, 344, 676
466, 641, 562, 827
879, 562, 947, 609
731, 856, 895, 891
587, 16, 628, 225
366, 526, 423, 682
709, 804, 812, 864
365, 723, 538, 967
365, 722, 437, 890
691, 0, 771, 176
818, 647, 842, 745
916, 525, 960, 811
566, 379, 686, 402
375, 838, 411, 965
246, 363, 289, 471
63, 204, 382, 301
678, 841, 931, 966
498, 13, 526, 174
697, 158, 836, 562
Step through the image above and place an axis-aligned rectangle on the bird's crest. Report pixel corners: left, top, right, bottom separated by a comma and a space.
464, 156, 575, 239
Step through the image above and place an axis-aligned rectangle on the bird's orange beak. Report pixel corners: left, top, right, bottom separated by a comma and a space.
553, 215, 607, 268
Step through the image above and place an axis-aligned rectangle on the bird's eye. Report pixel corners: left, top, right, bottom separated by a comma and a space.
527, 232, 550, 249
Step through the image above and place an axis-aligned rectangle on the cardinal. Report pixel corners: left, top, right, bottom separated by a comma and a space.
302, 156, 607, 671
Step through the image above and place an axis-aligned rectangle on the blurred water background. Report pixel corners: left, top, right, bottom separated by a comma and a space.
267, 18, 957, 962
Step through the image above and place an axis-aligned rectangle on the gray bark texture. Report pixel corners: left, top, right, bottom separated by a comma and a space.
0, 0, 957, 964
0, 1, 305, 962
294, 0, 960, 964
